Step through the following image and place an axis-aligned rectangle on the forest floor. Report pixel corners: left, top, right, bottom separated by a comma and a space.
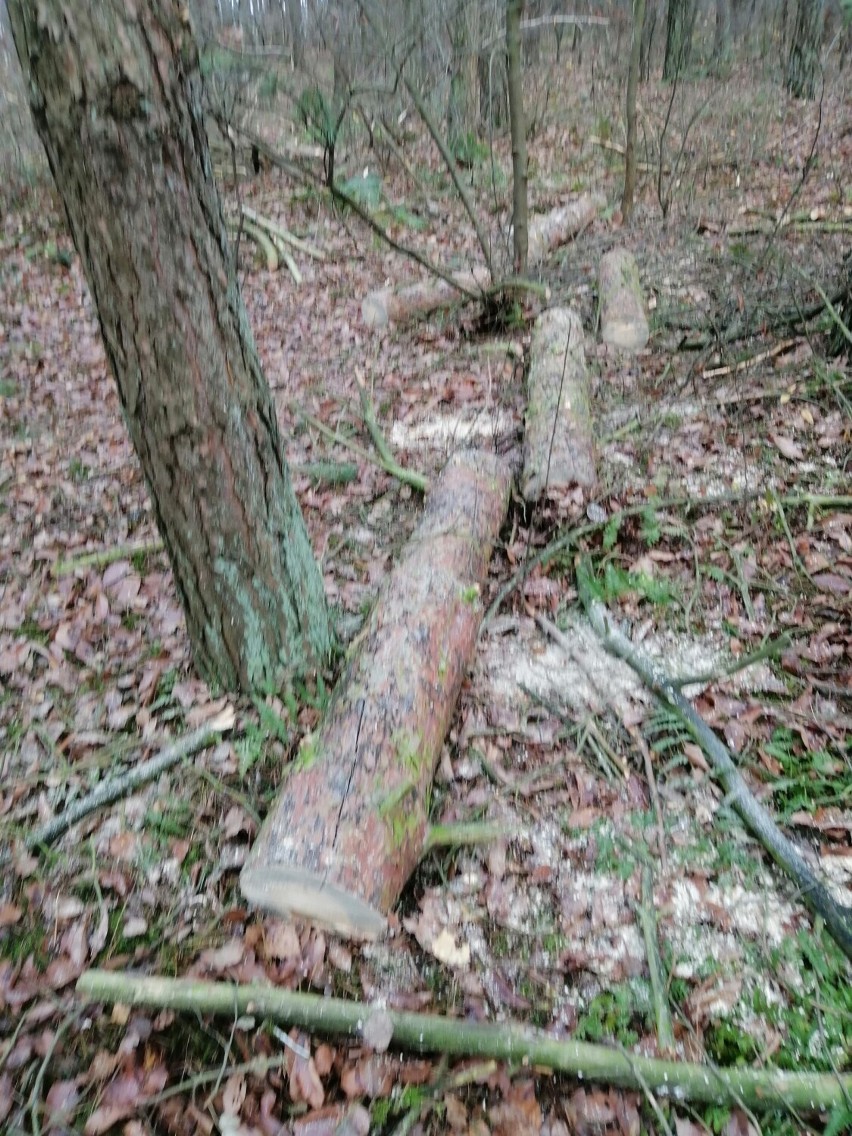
1, 41, 851, 1136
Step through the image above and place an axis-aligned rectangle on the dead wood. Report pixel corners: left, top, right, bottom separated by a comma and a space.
578, 579, 852, 963
240, 450, 511, 938
12, 713, 233, 860
360, 194, 600, 329
76, 970, 852, 1113
361, 267, 491, 328
526, 193, 605, 265
598, 247, 649, 351
522, 307, 597, 502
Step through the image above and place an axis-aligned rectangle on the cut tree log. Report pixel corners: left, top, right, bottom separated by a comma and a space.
362, 267, 491, 328
240, 449, 511, 938
361, 194, 604, 329
522, 307, 596, 501
598, 247, 649, 350
526, 192, 606, 264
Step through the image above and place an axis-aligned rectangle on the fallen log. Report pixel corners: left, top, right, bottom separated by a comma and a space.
361, 267, 491, 328
522, 307, 596, 501
527, 192, 606, 264
241, 450, 511, 938
598, 247, 649, 350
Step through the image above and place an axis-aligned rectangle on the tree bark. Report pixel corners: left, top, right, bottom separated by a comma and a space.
8, 0, 334, 692
506, 0, 528, 275
786, 0, 824, 99
622, 0, 646, 221
662, 0, 698, 80
241, 450, 511, 938
522, 308, 596, 501
640, 0, 658, 81
598, 248, 649, 350
447, 0, 480, 151
289, 0, 305, 69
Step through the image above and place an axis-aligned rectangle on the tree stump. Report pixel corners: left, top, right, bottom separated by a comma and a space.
241, 450, 511, 938
522, 307, 596, 502
598, 248, 649, 351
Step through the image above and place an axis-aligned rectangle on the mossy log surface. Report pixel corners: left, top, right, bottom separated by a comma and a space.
598, 247, 649, 351
522, 307, 596, 501
241, 450, 511, 938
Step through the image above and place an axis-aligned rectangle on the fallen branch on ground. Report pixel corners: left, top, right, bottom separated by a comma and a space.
295, 407, 430, 493
53, 539, 165, 577
13, 713, 234, 857
578, 573, 852, 962
75, 971, 852, 1113
357, 377, 428, 494
241, 206, 326, 262
638, 866, 675, 1054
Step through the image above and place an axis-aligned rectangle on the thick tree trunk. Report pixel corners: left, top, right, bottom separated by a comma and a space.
786, 0, 823, 99
506, 0, 528, 275
241, 450, 512, 938
622, 0, 646, 222
8, 0, 334, 692
662, 0, 698, 80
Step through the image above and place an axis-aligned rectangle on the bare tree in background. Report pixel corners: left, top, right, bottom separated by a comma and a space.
786, 0, 824, 98
8, 0, 335, 693
622, 0, 646, 222
662, 0, 698, 80
506, 0, 528, 274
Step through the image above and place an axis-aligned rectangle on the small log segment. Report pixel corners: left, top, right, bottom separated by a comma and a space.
361, 194, 604, 328
598, 247, 649, 350
241, 450, 511, 938
362, 267, 490, 328
522, 307, 596, 502
526, 192, 606, 264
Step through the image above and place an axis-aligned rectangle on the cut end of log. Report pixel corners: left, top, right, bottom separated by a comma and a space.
600, 317, 649, 351
240, 865, 387, 940
361, 290, 391, 328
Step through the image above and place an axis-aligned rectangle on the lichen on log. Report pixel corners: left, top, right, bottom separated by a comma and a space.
522, 307, 596, 501
241, 450, 511, 938
598, 247, 649, 350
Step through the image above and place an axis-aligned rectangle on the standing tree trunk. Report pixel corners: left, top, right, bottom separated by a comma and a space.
289, 0, 305, 69
786, 0, 824, 99
447, 0, 480, 153
713, 0, 731, 63
640, 0, 658, 80
622, 0, 646, 222
8, 0, 335, 693
506, 0, 528, 275
662, 0, 698, 80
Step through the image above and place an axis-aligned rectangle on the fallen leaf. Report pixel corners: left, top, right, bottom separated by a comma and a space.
430, 928, 470, 968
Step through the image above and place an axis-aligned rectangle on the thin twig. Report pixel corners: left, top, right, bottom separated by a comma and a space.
638, 866, 675, 1053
